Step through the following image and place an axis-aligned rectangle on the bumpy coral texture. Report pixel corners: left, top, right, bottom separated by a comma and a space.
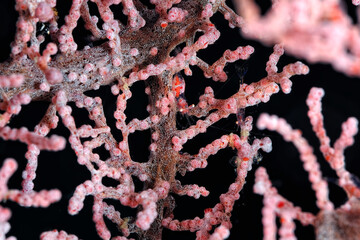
256, 87, 360, 240
0, 0, 360, 240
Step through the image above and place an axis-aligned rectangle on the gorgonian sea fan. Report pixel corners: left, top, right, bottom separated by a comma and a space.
0, 0, 338, 239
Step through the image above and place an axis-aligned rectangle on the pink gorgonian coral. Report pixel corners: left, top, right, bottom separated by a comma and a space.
1, 0, 360, 239
0, 0, 311, 239
255, 87, 360, 240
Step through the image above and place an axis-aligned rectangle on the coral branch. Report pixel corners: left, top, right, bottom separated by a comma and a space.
256, 87, 360, 239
